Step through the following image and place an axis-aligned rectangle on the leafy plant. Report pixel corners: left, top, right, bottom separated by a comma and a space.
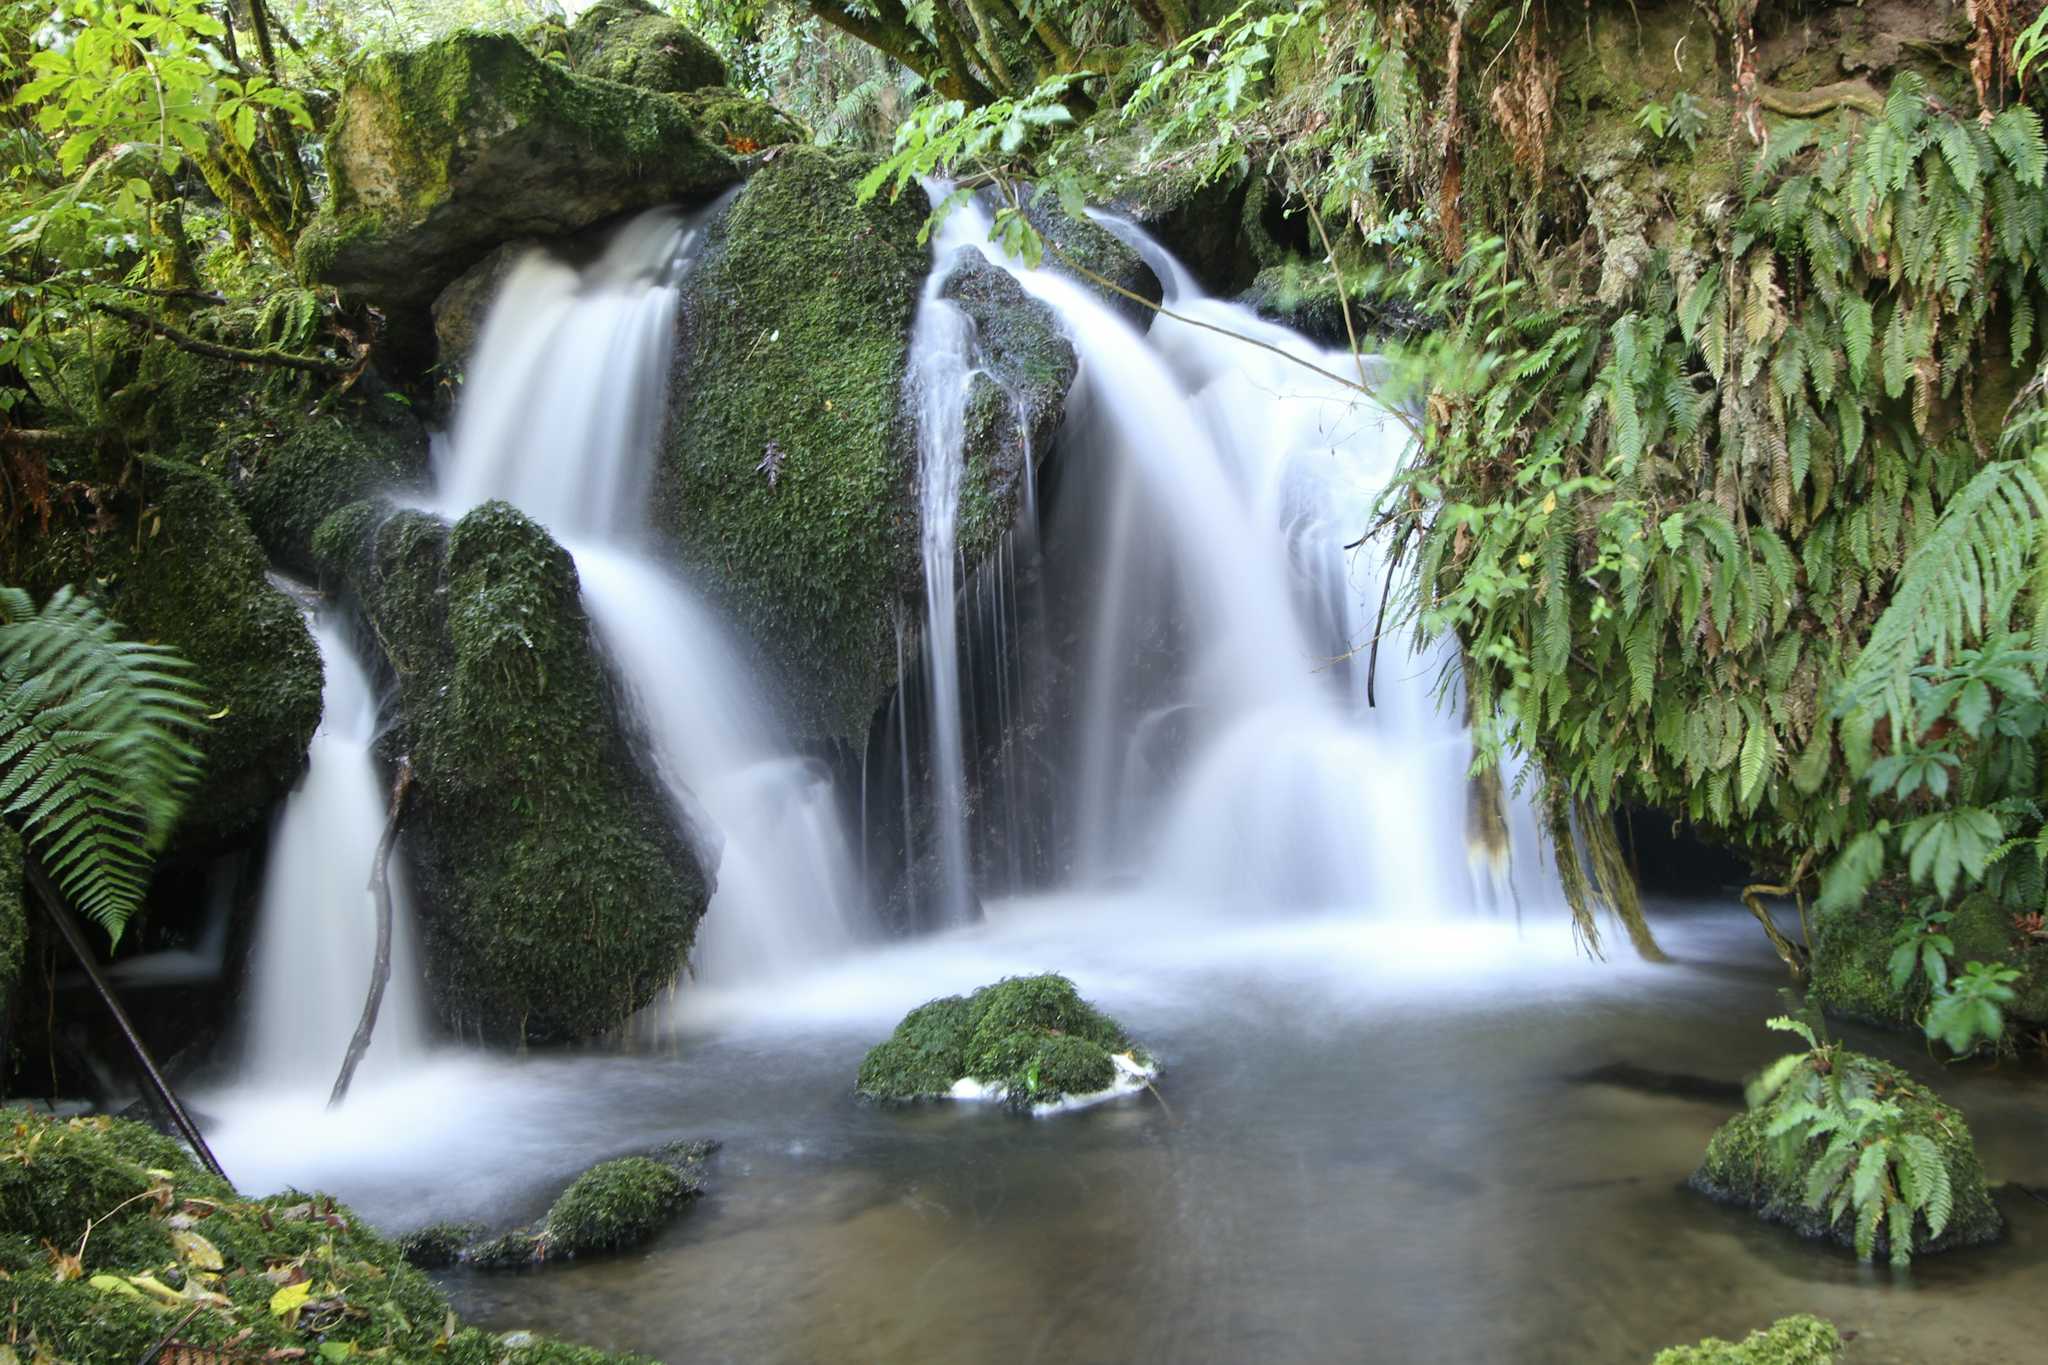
1924, 961, 2021, 1053
0, 584, 207, 942
1634, 92, 1708, 151
1752, 1017, 1954, 1265
1886, 903, 1955, 994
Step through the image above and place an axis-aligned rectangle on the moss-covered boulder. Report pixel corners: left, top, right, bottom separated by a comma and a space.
1, 457, 321, 846
936, 248, 1078, 563
567, 0, 725, 94
659, 146, 930, 741
671, 86, 806, 150
1691, 1050, 2001, 1257
299, 31, 739, 331
857, 974, 1153, 1111
348, 502, 711, 1042
543, 1156, 689, 1255
1810, 894, 2048, 1033
1021, 194, 1162, 328
1650, 1316, 1842, 1365
0, 1108, 649, 1363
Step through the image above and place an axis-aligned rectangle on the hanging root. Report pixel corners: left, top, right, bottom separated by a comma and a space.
1465, 759, 1511, 896
1581, 801, 1667, 963
1546, 796, 1602, 956
1741, 850, 1813, 981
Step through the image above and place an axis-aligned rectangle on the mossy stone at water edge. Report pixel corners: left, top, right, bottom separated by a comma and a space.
543, 1157, 690, 1255
1809, 895, 2048, 1032
0, 456, 322, 847
1650, 1315, 1842, 1364
300, 30, 739, 325
0, 1107, 650, 1363
349, 502, 712, 1043
658, 146, 930, 742
1690, 1051, 2001, 1256
857, 973, 1150, 1110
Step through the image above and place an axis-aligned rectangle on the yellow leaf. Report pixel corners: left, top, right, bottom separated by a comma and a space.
206, 704, 232, 720
171, 1229, 223, 1270
270, 1279, 312, 1316
1541, 492, 1556, 514
87, 1274, 148, 1301
126, 1273, 187, 1306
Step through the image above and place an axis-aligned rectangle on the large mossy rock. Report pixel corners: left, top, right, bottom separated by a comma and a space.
1691, 1050, 2001, 1257
567, 0, 725, 93
857, 973, 1151, 1111
1, 457, 321, 847
300, 31, 739, 328
1650, 1316, 1841, 1365
346, 502, 711, 1043
659, 147, 930, 741
1809, 894, 2048, 1032
0, 1108, 647, 1363
936, 249, 1078, 564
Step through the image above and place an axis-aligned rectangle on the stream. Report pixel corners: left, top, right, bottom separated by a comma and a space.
196, 898, 2046, 1363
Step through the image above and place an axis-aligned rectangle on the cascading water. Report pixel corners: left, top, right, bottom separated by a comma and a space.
437, 205, 865, 983
241, 612, 425, 1089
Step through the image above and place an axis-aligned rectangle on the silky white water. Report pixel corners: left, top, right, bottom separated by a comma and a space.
435, 205, 864, 983
240, 612, 426, 1090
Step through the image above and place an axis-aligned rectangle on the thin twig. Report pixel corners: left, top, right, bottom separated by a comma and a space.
93, 301, 356, 377
136, 1303, 204, 1365
329, 756, 412, 1108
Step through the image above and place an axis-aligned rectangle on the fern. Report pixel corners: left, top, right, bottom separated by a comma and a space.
0, 585, 208, 942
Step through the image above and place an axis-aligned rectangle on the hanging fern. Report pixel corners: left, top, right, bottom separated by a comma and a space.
0, 585, 208, 942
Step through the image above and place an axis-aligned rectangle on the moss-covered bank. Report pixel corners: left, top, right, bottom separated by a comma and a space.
1650, 1316, 1841, 1365
1809, 895, 2048, 1033
0, 1108, 648, 1363
1692, 1050, 2001, 1257
301, 30, 740, 331
659, 146, 931, 741
341, 502, 711, 1042
0, 456, 322, 847
858, 973, 1151, 1110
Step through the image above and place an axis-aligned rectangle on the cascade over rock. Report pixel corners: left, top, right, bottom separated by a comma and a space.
0, 457, 321, 848
432, 242, 534, 378
298, 31, 740, 338
1020, 196, 1163, 327
333, 502, 713, 1043
566, 0, 726, 94
656, 149, 930, 742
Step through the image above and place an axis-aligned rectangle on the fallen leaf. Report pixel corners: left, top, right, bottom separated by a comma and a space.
172, 1229, 223, 1271
270, 1279, 311, 1316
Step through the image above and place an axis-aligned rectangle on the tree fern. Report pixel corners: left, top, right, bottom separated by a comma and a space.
0, 585, 208, 942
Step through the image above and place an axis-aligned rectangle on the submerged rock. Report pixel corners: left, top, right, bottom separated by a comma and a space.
857, 973, 1155, 1112
1650, 1315, 1841, 1364
299, 31, 739, 339
0, 457, 321, 847
1691, 1049, 2001, 1258
567, 0, 725, 94
343, 503, 712, 1043
658, 146, 930, 742
0, 1107, 649, 1363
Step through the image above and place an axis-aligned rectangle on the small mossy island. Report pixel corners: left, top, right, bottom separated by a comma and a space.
858, 974, 1153, 1112
1693, 1039, 2001, 1261
1650, 1315, 1842, 1365
0, 1108, 649, 1363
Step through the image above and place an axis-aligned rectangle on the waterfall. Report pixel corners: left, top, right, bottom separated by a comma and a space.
241, 612, 425, 1089
438, 205, 865, 983
941, 209, 1552, 913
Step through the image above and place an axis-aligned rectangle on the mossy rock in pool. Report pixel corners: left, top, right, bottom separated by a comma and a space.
658, 146, 930, 742
1650, 1315, 1841, 1364
0, 456, 322, 847
300, 30, 739, 343
350, 502, 712, 1043
857, 973, 1153, 1111
567, 0, 725, 94
1691, 1050, 2001, 1257
542, 1156, 692, 1256
0, 1107, 650, 1363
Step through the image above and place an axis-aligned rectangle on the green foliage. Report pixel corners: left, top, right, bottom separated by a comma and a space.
1649, 1315, 1841, 1365
1924, 959, 2022, 1053
0, 585, 205, 942
1635, 93, 1709, 153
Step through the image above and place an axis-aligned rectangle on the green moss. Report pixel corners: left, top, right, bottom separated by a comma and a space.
658, 146, 930, 740
355, 503, 710, 1042
542, 1157, 688, 1256
1650, 1315, 1841, 1364
670, 86, 805, 149
568, 0, 725, 94
1808, 894, 2048, 1031
1, 457, 321, 846
302, 30, 738, 316
230, 388, 429, 578
0, 1108, 649, 1363
396, 1220, 480, 1268
857, 973, 1149, 1109
1691, 1051, 2001, 1256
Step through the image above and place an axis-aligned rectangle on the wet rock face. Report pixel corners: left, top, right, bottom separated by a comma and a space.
1021, 196, 1163, 328
431, 241, 534, 380
567, 0, 726, 94
339, 502, 712, 1044
298, 31, 739, 343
